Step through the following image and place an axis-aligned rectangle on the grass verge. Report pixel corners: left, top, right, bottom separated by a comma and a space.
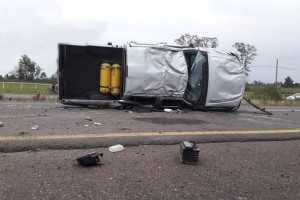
241, 99, 300, 106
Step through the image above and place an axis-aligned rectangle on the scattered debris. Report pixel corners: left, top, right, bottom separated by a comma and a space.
19, 131, 30, 135
109, 144, 124, 152
31, 125, 39, 130
84, 125, 89, 127
85, 117, 92, 121
119, 127, 132, 130
179, 141, 199, 165
76, 152, 103, 166
93, 122, 102, 126
123, 110, 134, 113
243, 97, 273, 115
164, 108, 174, 113
0, 122, 3, 127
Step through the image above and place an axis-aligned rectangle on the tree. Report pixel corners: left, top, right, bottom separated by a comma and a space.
50, 72, 57, 82
40, 72, 47, 79
174, 34, 218, 48
252, 80, 265, 85
283, 76, 294, 88
12, 55, 42, 81
232, 42, 257, 73
7, 71, 17, 80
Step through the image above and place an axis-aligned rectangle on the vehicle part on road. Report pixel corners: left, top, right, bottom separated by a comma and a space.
180, 141, 199, 165
31, 125, 38, 130
93, 122, 102, 126
109, 144, 124, 152
243, 97, 273, 115
85, 117, 92, 121
164, 108, 174, 113
0, 122, 3, 127
76, 152, 103, 166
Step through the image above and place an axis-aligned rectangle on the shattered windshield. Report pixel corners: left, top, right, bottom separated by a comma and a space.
184, 51, 207, 105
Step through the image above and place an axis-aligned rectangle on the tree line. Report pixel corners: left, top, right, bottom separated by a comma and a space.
0, 55, 57, 83
251, 76, 300, 88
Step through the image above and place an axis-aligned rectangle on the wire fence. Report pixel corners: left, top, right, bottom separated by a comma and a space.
0, 82, 55, 94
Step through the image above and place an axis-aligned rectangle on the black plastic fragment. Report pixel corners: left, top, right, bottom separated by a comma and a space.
76, 152, 103, 166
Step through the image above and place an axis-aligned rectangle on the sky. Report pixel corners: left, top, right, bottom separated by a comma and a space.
1, 0, 300, 83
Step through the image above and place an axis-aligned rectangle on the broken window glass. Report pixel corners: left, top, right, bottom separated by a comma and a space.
184, 51, 207, 105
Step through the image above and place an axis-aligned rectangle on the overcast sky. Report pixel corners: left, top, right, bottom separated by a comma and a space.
1, 0, 300, 83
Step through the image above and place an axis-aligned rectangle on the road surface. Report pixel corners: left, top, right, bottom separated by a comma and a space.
0, 141, 299, 200
0, 103, 300, 152
1, 102, 300, 199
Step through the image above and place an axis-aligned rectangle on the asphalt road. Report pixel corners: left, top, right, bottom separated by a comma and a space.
1, 102, 300, 199
1, 103, 300, 152
0, 141, 299, 200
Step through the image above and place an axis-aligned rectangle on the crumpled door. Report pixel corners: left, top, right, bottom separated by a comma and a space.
124, 45, 188, 97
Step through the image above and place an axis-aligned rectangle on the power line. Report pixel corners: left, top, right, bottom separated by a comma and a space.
250, 66, 300, 72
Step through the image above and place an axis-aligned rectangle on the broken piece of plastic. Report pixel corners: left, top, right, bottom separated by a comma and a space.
94, 122, 102, 126
76, 152, 103, 166
109, 144, 124, 152
31, 125, 38, 130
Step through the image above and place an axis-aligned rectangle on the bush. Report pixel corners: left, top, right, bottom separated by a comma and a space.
248, 85, 282, 101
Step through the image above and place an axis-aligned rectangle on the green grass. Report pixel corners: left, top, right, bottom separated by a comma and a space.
244, 85, 300, 106
279, 87, 300, 95
0, 82, 51, 94
241, 99, 300, 106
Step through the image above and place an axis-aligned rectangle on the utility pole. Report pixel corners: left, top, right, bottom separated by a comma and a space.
275, 59, 278, 88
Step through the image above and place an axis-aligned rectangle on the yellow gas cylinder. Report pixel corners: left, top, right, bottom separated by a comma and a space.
110, 63, 121, 96
100, 63, 111, 94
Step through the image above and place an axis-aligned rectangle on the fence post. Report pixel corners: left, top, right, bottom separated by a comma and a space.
35, 84, 37, 90
2, 82, 4, 89
20, 83, 23, 90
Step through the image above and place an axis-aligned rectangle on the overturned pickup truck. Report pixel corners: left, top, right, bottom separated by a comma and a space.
58, 42, 246, 110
